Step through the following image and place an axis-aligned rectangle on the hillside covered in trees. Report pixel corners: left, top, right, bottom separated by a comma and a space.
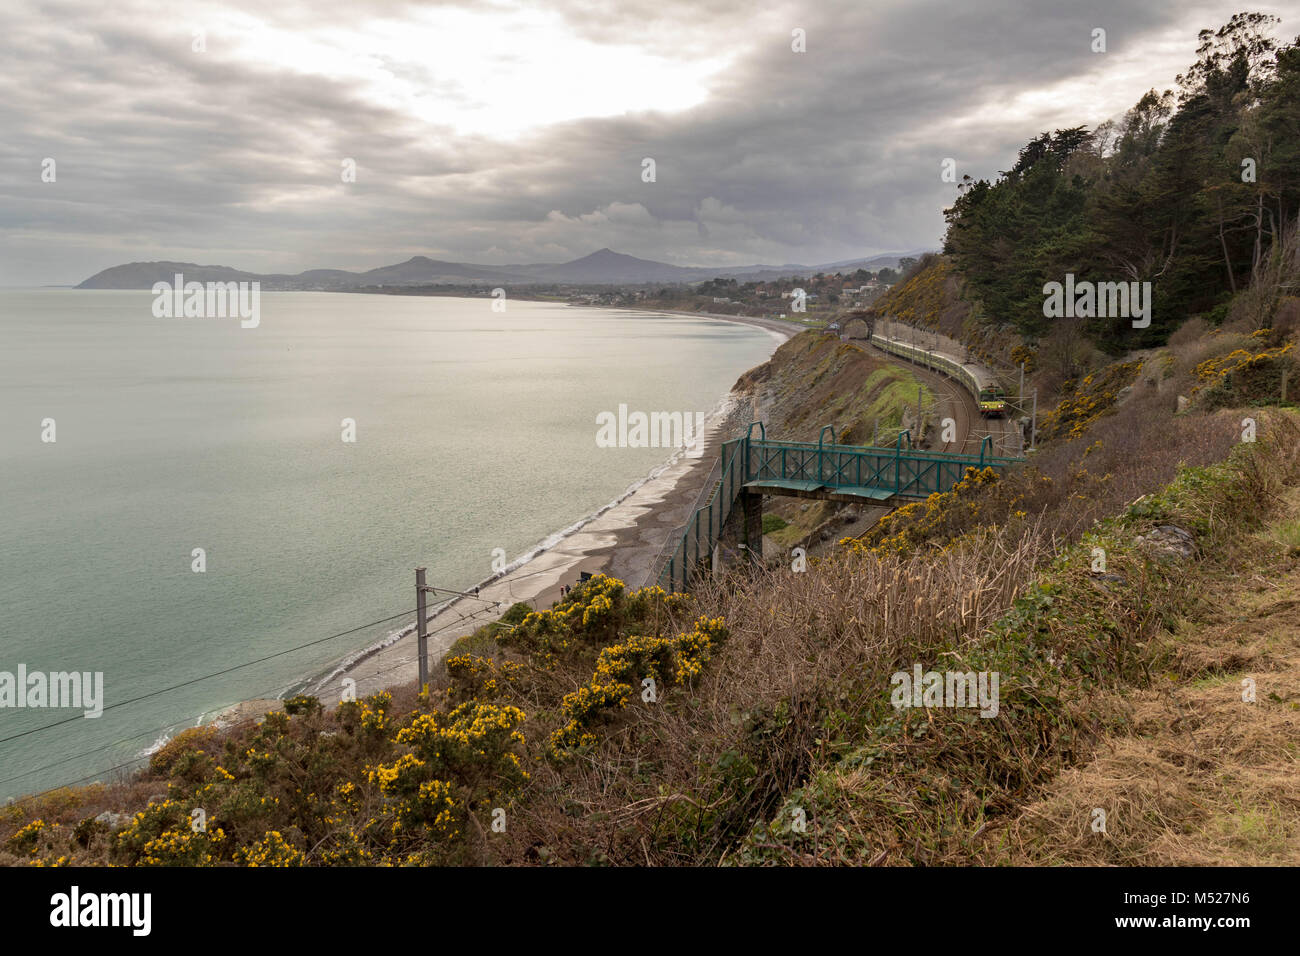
942, 12, 1300, 352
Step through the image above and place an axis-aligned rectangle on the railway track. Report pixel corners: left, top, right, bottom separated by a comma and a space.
835, 334, 1022, 543
849, 336, 1022, 457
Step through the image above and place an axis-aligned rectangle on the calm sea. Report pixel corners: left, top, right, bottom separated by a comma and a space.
0, 290, 777, 799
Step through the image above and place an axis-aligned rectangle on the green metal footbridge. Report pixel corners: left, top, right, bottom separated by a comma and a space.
652, 422, 1024, 592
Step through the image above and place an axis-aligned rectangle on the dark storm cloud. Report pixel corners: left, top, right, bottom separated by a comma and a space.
0, 0, 1292, 283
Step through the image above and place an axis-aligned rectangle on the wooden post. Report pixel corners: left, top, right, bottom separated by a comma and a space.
416, 567, 428, 693
1030, 389, 1038, 450
1282, 367, 1289, 405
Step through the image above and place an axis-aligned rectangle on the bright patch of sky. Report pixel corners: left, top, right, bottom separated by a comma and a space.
221, 4, 736, 137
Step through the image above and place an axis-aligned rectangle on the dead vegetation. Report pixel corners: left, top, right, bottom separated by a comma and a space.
988, 525, 1300, 866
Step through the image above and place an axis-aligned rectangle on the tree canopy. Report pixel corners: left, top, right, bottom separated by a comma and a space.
942, 13, 1299, 351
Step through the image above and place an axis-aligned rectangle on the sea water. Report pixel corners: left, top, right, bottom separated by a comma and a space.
0, 290, 777, 798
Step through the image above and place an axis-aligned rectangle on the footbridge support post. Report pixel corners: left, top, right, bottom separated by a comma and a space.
741, 489, 763, 561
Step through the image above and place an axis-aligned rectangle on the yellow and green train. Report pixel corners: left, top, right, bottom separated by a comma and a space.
869, 333, 1009, 418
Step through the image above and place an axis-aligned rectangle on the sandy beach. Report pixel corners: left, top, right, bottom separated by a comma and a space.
282, 309, 798, 710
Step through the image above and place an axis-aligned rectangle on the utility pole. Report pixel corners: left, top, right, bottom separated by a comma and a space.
1018, 362, 1025, 404
416, 567, 429, 693
917, 384, 923, 437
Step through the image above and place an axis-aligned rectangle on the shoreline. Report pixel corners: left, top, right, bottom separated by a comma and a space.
216, 308, 797, 719
586, 304, 817, 343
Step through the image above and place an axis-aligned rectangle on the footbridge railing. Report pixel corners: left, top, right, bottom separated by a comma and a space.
651, 424, 1024, 592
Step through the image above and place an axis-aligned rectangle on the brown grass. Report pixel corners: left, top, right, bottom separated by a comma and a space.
987, 530, 1300, 866
495, 525, 1050, 865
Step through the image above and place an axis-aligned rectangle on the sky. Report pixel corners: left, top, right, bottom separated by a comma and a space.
2, 0, 1299, 285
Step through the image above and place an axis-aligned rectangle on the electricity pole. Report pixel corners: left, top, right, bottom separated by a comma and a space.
416, 567, 429, 692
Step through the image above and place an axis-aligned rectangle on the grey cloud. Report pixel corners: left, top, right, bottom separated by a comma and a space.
1, 0, 1291, 284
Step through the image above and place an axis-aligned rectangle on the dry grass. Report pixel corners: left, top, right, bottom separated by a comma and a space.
494, 525, 1050, 865
982, 486, 1300, 866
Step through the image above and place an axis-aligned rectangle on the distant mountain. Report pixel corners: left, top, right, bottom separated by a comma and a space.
517, 248, 707, 284
76, 248, 936, 290
77, 261, 268, 289
357, 255, 531, 285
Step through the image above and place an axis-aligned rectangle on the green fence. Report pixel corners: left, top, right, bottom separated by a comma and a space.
652, 425, 1024, 592
746, 433, 1022, 499
658, 435, 748, 593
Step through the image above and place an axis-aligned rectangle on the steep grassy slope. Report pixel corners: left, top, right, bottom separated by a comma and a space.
984, 484, 1300, 866
735, 332, 932, 445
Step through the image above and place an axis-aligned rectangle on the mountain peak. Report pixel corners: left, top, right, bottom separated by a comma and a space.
568, 247, 631, 262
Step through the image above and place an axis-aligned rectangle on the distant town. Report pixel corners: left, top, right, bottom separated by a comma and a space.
353, 259, 914, 322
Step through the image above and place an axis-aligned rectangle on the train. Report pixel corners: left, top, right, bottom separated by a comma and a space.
867, 332, 1009, 418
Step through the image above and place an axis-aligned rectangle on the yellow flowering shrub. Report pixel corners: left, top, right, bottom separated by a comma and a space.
97, 683, 529, 866
1010, 343, 1037, 372
6, 819, 47, 855
842, 466, 1002, 557
549, 683, 631, 752
365, 701, 528, 846
445, 654, 522, 702
1038, 360, 1143, 440
548, 616, 728, 758
359, 692, 392, 737
1193, 342, 1295, 409
499, 575, 692, 669
234, 830, 303, 867
113, 799, 227, 866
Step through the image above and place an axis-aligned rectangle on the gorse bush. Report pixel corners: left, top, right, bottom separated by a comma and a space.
93, 686, 531, 867
549, 617, 727, 756
841, 466, 1003, 558
3, 574, 719, 867
1038, 360, 1144, 441
1194, 339, 1296, 408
